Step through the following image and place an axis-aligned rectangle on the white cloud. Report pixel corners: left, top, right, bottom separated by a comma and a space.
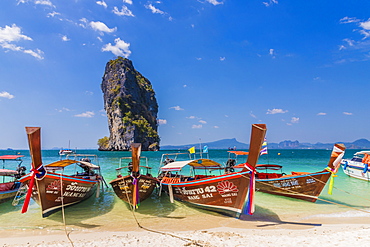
0, 91, 14, 99
250, 112, 257, 118
90, 21, 117, 34
291, 117, 299, 123
187, 116, 196, 119
35, 0, 54, 7
266, 108, 288, 114
18, 0, 55, 7
196, 57, 202, 60
61, 35, 70, 41
317, 112, 327, 116
340, 17, 360, 24
47, 11, 60, 18
75, 111, 95, 118
339, 45, 346, 50
213, 126, 219, 129
56, 107, 71, 113
113, 6, 135, 17
79, 18, 88, 28
169, 106, 184, 111
220, 57, 226, 61
0, 24, 44, 59
360, 19, 370, 30
96, 1, 107, 8
343, 38, 355, 46
158, 119, 167, 125
192, 124, 202, 129
102, 38, 131, 57
269, 48, 276, 58
359, 30, 370, 40
145, 4, 165, 14
263, 0, 278, 7
23, 49, 44, 59
205, 0, 223, 5
0, 24, 32, 43
123, 0, 133, 4
343, 112, 353, 115
199, 120, 207, 124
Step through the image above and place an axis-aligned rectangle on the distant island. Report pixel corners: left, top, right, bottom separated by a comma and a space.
160, 138, 370, 150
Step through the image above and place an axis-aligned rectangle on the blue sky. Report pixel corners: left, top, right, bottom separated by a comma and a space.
1, 0, 370, 149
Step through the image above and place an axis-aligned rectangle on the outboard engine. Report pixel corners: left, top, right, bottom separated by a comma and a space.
81, 158, 91, 163
225, 159, 236, 173
15, 166, 27, 179
163, 158, 174, 165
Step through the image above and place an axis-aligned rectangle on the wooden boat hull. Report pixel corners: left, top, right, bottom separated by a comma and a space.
20, 172, 98, 217
110, 175, 157, 206
160, 171, 251, 217
0, 182, 20, 204
341, 161, 370, 181
256, 170, 331, 202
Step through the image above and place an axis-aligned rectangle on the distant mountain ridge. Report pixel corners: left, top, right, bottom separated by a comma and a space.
160, 138, 370, 150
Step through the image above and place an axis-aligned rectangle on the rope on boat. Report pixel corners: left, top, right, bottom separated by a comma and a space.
122, 179, 205, 247
59, 172, 75, 247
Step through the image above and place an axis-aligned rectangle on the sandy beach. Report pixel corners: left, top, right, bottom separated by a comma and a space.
0, 223, 369, 247
1, 212, 370, 247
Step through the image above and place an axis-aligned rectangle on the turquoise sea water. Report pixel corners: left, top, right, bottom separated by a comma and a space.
1, 149, 370, 231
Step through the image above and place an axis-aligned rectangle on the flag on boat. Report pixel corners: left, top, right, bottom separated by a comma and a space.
188, 146, 195, 154
260, 138, 268, 155
203, 145, 208, 153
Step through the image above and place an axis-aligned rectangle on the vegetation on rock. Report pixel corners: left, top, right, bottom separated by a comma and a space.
99, 57, 160, 151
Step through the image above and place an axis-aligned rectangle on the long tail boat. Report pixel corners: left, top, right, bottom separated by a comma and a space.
0, 155, 26, 204
230, 143, 346, 202
157, 124, 267, 218
110, 143, 158, 209
19, 127, 103, 217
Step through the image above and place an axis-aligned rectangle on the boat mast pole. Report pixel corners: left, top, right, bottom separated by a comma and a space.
199, 138, 202, 159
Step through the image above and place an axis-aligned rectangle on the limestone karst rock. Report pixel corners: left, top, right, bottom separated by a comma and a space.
99, 57, 160, 151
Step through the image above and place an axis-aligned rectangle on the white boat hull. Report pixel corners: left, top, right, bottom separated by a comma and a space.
341, 160, 370, 181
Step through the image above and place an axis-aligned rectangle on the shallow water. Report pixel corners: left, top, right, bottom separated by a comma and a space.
1, 149, 369, 232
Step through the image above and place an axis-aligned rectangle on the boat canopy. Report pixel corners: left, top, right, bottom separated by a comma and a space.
45, 159, 100, 169
354, 151, 370, 156
160, 159, 222, 171
0, 169, 18, 176
227, 151, 249, 156
0, 155, 24, 160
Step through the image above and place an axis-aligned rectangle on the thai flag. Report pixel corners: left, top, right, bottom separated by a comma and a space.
260, 139, 268, 155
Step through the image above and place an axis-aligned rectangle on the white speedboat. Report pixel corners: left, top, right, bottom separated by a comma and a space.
341, 151, 370, 181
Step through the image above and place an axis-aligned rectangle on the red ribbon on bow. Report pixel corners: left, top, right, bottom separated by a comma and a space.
21, 167, 40, 214
242, 162, 256, 215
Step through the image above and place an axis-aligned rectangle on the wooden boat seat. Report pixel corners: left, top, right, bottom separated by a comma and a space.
0, 182, 14, 191
161, 177, 180, 184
